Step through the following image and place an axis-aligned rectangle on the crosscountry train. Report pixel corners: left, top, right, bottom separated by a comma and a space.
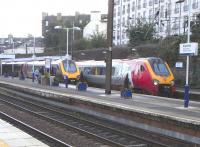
77, 57, 176, 96
2, 56, 80, 83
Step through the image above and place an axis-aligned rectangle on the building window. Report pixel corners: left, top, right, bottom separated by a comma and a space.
184, 1, 188, 12
192, 0, 198, 9
149, 0, 153, 6
115, 0, 120, 5
149, 9, 153, 19
143, 11, 146, 19
127, 16, 130, 26
114, 8, 116, 17
117, 31, 120, 39
138, 12, 141, 18
143, 2, 147, 8
123, 5, 125, 14
95, 25, 99, 32
160, 6, 164, 17
183, 15, 188, 28
160, 25, 164, 32
123, 17, 125, 26
132, 1, 135, 11
118, 7, 120, 16
131, 14, 135, 24
113, 20, 116, 28
117, 19, 120, 28
174, 3, 179, 14
127, 4, 130, 13
138, 0, 141, 10
45, 21, 48, 26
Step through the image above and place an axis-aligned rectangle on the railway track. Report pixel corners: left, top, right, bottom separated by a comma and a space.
0, 111, 71, 147
0, 87, 195, 147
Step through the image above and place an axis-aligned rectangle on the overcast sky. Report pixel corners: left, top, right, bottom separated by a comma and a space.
0, 0, 108, 38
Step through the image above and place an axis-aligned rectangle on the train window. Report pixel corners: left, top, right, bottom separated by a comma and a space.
112, 67, 115, 75
97, 67, 106, 75
83, 67, 91, 74
153, 62, 169, 76
140, 65, 145, 72
63, 60, 77, 73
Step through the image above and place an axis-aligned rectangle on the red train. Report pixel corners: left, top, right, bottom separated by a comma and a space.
124, 57, 176, 96
77, 57, 176, 96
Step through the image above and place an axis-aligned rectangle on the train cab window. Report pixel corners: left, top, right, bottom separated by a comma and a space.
63, 60, 77, 73
150, 59, 170, 76
140, 65, 145, 72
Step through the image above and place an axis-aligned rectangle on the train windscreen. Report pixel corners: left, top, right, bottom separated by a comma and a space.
63, 60, 77, 73
149, 58, 170, 76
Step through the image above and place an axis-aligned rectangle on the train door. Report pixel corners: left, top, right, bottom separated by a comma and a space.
138, 63, 152, 93
137, 63, 146, 90
132, 62, 140, 88
112, 64, 123, 86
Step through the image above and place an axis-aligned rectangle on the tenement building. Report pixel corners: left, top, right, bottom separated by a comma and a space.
113, 0, 200, 46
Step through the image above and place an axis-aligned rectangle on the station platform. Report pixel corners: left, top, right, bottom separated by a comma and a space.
0, 76, 200, 145
0, 119, 48, 147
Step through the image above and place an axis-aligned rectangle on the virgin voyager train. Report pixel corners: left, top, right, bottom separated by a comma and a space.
77, 57, 176, 96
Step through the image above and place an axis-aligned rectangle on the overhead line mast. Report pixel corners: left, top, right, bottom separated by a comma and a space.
105, 0, 114, 94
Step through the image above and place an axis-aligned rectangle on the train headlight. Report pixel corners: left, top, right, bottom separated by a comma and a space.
153, 80, 159, 86
171, 80, 175, 86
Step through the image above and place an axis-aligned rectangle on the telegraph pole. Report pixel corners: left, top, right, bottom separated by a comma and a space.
105, 0, 114, 94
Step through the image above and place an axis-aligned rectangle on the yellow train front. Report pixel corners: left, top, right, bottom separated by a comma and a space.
58, 59, 80, 83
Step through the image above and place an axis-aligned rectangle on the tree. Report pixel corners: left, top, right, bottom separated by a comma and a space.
90, 32, 107, 48
189, 14, 200, 87
74, 38, 91, 50
128, 20, 155, 47
158, 35, 186, 66
191, 14, 200, 46
74, 32, 107, 50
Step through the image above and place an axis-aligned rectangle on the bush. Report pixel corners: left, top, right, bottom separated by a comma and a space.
54, 71, 63, 83
44, 71, 50, 80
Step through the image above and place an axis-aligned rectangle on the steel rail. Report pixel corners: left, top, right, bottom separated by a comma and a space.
0, 87, 194, 147
0, 111, 72, 147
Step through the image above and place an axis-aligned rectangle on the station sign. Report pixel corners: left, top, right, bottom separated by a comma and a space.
179, 43, 198, 56
175, 62, 183, 68
45, 58, 51, 69
0, 54, 15, 59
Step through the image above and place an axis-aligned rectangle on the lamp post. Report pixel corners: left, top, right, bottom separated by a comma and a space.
32, 36, 36, 82
176, 0, 185, 35
12, 41, 15, 77
184, 0, 191, 108
54, 26, 81, 58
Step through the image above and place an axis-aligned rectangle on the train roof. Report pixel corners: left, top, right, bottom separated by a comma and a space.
76, 59, 126, 68
1, 56, 72, 64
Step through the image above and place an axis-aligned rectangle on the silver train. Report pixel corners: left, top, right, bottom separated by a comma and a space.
76, 60, 133, 89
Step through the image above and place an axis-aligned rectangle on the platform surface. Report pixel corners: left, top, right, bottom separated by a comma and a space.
0, 76, 200, 125
0, 119, 48, 147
